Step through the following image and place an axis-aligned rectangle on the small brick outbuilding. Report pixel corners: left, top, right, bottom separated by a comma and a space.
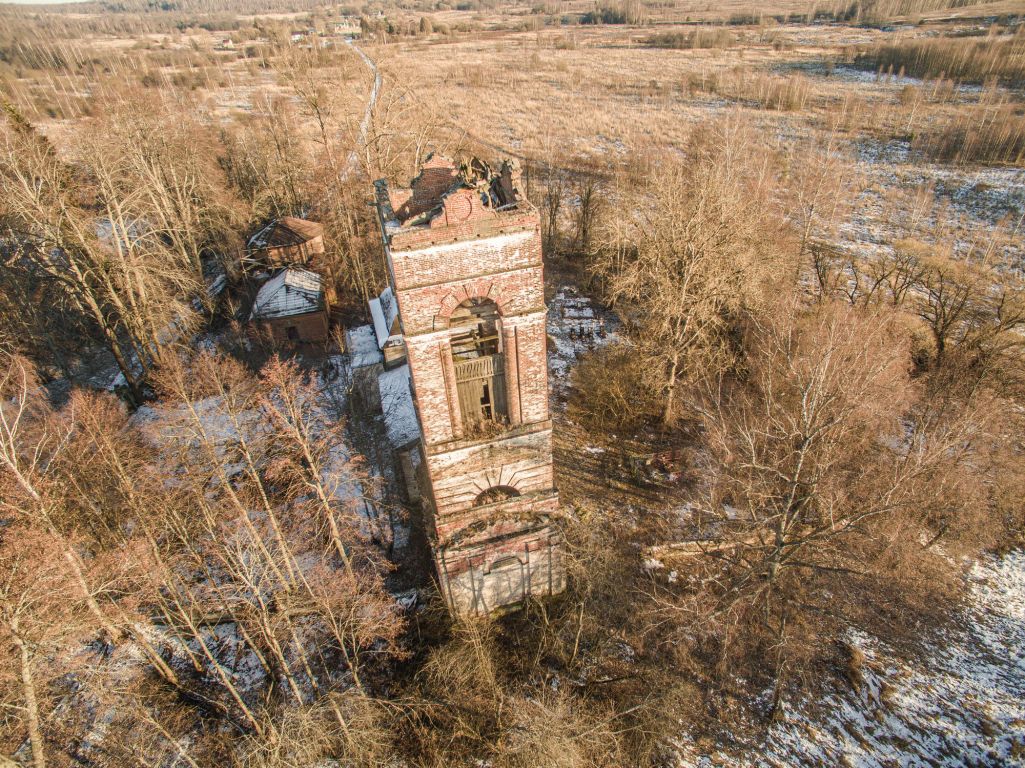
249, 267, 330, 345
245, 217, 325, 270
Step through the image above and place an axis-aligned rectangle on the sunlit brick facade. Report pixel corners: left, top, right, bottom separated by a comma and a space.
374, 155, 565, 614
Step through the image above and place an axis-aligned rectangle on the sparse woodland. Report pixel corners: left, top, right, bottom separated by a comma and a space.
1, 0, 1025, 765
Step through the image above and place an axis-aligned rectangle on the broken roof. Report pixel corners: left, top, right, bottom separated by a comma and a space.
247, 217, 324, 250
249, 268, 323, 321
380, 153, 529, 231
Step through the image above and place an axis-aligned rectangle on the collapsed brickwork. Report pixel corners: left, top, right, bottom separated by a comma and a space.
374, 154, 565, 615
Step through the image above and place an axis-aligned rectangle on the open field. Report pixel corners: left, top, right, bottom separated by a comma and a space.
2, 0, 1025, 765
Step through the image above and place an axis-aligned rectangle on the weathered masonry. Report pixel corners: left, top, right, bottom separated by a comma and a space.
374, 154, 565, 615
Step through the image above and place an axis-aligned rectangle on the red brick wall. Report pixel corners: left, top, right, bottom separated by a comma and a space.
390, 211, 538, 252
391, 220, 551, 446
506, 313, 550, 426
396, 267, 545, 337
426, 426, 555, 522
255, 310, 329, 345
394, 154, 461, 221
390, 225, 540, 291
404, 335, 456, 445
435, 491, 560, 545
376, 171, 563, 614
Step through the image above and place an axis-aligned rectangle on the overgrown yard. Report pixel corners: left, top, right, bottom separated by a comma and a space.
2, 0, 1025, 765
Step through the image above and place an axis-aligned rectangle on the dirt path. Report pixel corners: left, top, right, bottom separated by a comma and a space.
342, 40, 381, 180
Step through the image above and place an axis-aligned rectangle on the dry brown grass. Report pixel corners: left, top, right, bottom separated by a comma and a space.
373, 26, 841, 164
855, 28, 1025, 85
692, 67, 813, 110
919, 96, 1025, 165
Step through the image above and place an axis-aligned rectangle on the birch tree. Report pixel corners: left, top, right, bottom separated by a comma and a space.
0, 526, 91, 768
1, 108, 201, 401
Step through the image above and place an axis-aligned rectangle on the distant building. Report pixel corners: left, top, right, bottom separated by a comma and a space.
333, 19, 360, 36
249, 267, 330, 345
245, 217, 325, 271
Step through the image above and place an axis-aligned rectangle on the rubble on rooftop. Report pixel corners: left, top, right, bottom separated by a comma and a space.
381, 153, 528, 230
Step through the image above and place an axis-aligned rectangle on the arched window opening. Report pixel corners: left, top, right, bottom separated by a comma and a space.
451, 298, 507, 427
488, 555, 523, 570
473, 485, 521, 507
450, 298, 500, 359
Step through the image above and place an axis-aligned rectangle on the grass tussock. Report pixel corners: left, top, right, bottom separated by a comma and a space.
824, 81, 1025, 167
917, 96, 1025, 166
646, 28, 738, 50
854, 29, 1025, 86
690, 68, 812, 111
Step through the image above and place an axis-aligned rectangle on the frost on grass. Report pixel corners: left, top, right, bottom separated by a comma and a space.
547, 286, 618, 399
835, 148, 1025, 270
680, 551, 1025, 767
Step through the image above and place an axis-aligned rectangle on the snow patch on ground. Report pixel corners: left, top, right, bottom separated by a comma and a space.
678, 551, 1025, 766
547, 286, 619, 394
834, 146, 1025, 268
379, 364, 420, 448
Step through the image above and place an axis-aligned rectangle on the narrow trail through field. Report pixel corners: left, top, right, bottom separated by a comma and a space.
352, 44, 609, 183
343, 40, 380, 180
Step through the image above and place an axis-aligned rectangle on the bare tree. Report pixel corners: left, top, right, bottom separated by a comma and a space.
652, 302, 992, 700
144, 351, 403, 738
0, 526, 91, 768
93, 92, 244, 284
594, 118, 791, 424
221, 96, 311, 219
884, 239, 927, 307
784, 133, 860, 276
572, 175, 603, 257
912, 242, 1025, 367
1, 110, 202, 401
274, 44, 354, 169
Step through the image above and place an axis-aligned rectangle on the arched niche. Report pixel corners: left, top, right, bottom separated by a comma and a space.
473, 485, 521, 507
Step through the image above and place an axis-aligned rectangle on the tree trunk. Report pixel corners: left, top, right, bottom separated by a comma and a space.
14, 631, 46, 768
662, 352, 680, 426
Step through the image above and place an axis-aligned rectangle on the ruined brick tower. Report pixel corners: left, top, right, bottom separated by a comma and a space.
373, 154, 565, 615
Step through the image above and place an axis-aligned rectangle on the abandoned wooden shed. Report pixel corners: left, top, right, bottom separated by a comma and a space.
249, 267, 330, 345
245, 217, 325, 271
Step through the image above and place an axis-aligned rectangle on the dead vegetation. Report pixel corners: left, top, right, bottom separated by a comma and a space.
855, 27, 1025, 86
1, 0, 1025, 765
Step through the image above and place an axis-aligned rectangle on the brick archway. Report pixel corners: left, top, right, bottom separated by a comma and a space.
437, 281, 511, 327
472, 485, 521, 507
